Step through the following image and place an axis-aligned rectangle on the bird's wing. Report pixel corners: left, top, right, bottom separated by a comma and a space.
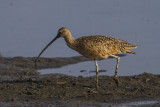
75, 36, 137, 56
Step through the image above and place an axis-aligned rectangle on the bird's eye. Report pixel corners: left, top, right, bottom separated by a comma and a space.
59, 31, 63, 34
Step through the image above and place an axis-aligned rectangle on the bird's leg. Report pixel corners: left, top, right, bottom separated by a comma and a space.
111, 55, 120, 86
94, 59, 99, 90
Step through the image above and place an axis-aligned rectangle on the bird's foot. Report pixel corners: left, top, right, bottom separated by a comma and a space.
88, 88, 98, 94
96, 84, 99, 90
113, 76, 119, 87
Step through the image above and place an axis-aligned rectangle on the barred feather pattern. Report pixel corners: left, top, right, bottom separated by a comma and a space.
68, 35, 137, 59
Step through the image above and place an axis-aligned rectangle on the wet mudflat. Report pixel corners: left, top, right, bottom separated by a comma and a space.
0, 57, 160, 106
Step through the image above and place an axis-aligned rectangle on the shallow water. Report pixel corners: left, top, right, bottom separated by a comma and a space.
0, 0, 160, 76
0, 100, 159, 107
122, 100, 159, 106
39, 57, 139, 77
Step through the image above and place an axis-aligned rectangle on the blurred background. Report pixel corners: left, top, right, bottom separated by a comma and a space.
0, 0, 160, 76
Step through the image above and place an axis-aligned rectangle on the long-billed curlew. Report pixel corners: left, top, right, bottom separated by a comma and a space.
35, 27, 137, 89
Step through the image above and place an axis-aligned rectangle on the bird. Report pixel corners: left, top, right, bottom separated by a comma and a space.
35, 27, 137, 89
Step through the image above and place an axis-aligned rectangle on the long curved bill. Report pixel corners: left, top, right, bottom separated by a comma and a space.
35, 35, 59, 66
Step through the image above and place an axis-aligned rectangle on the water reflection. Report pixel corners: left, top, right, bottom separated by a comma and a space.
38, 54, 133, 77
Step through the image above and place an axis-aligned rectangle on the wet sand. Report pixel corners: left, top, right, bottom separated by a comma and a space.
0, 56, 160, 106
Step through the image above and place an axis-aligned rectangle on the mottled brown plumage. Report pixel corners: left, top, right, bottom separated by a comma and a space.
71, 35, 136, 59
35, 27, 137, 89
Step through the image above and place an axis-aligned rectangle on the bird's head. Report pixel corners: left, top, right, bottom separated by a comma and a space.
35, 27, 70, 66
56, 27, 71, 38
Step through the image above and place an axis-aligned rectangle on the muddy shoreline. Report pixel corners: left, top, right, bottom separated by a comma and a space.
0, 56, 160, 106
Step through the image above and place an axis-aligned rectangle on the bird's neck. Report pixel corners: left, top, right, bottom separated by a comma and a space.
64, 34, 75, 49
